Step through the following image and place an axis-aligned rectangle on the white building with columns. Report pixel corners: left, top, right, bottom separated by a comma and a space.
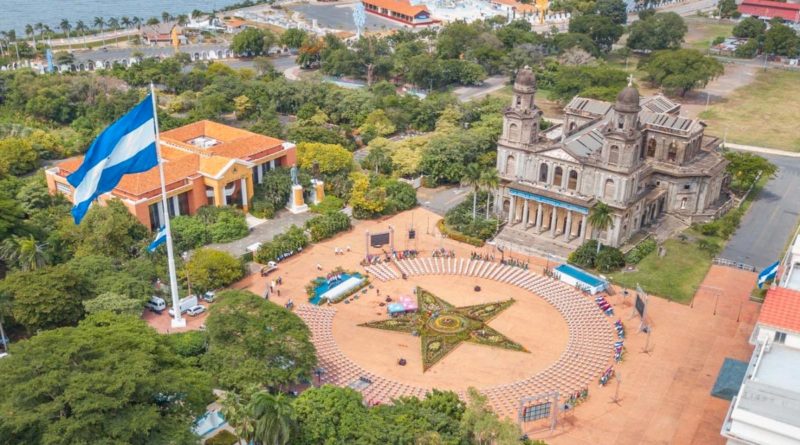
494, 67, 729, 248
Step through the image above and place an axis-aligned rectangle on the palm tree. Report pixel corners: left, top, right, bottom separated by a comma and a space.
0, 235, 47, 272
59, 19, 71, 50
588, 201, 613, 254
0, 31, 7, 58
480, 169, 499, 219
132, 17, 142, 30
120, 16, 131, 29
75, 20, 88, 48
25, 24, 35, 47
222, 393, 256, 445
162, 11, 173, 23
107, 17, 120, 31
93, 17, 105, 46
176, 14, 189, 27
249, 392, 296, 445
34, 22, 44, 40
461, 163, 482, 220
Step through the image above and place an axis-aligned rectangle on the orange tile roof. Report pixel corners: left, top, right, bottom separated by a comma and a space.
225, 18, 247, 27
760, 287, 800, 334
491, 0, 537, 13
363, 0, 430, 17
160, 120, 284, 160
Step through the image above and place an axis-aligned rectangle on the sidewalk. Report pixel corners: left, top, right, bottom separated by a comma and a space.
725, 142, 800, 158
207, 209, 313, 257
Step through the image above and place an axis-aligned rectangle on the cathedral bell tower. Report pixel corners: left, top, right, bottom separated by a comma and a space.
499, 66, 542, 149
602, 76, 643, 170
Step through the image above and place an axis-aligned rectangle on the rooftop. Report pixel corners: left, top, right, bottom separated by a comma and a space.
362, 0, 431, 17
759, 287, 800, 334
733, 343, 800, 430
739, 0, 800, 21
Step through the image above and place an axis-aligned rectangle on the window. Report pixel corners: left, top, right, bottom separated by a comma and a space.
553, 166, 563, 186
148, 202, 164, 231
640, 143, 646, 160
608, 145, 620, 165
604, 179, 616, 200
56, 182, 72, 196
505, 155, 516, 176
508, 123, 520, 141
177, 192, 190, 216
680, 198, 687, 210
667, 142, 678, 162
774, 331, 787, 344
647, 139, 656, 157
568, 170, 578, 190
683, 184, 691, 190
516, 96, 522, 106
617, 119, 624, 130
539, 163, 549, 182
569, 122, 576, 132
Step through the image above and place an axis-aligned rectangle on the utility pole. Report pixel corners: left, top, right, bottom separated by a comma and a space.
0, 315, 8, 354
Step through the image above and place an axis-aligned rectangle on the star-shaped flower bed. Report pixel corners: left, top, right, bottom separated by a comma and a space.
359, 287, 528, 371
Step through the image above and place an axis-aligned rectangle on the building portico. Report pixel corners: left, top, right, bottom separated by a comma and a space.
503, 187, 591, 245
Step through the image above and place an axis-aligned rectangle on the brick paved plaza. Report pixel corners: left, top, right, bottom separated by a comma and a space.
218, 208, 759, 444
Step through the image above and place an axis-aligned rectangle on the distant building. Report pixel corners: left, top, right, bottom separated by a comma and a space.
738, 0, 800, 23
46, 120, 296, 230
223, 18, 248, 34
361, 0, 440, 27
494, 66, 729, 249
142, 23, 188, 46
720, 286, 800, 445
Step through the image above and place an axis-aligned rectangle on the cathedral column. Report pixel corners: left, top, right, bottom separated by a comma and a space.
579, 214, 587, 239
550, 206, 558, 237
508, 196, 516, 223
563, 210, 572, 242
535, 202, 543, 228
522, 199, 529, 226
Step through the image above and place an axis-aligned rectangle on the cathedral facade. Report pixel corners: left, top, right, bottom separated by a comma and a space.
494, 67, 729, 248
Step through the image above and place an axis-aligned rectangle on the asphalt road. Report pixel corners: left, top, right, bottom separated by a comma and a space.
288, 3, 402, 32
721, 154, 800, 270
418, 186, 470, 216
453, 75, 508, 102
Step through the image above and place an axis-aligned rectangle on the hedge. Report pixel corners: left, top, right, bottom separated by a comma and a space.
255, 225, 309, 263
205, 430, 238, 445
624, 238, 657, 264
437, 219, 485, 247
305, 211, 351, 242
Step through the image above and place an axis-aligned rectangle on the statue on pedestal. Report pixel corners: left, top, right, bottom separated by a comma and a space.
290, 164, 299, 186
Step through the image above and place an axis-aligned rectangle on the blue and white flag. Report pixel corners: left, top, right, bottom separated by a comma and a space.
757, 260, 780, 288
67, 95, 158, 224
148, 226, 167, 252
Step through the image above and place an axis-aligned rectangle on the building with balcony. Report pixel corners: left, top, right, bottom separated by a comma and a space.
494, 66, 729, 248
46, 120, 296, 230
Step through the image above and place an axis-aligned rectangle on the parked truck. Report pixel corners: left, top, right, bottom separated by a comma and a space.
168, 295, 199, 317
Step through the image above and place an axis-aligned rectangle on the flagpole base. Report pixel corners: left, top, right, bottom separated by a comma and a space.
171, 317, 186, 329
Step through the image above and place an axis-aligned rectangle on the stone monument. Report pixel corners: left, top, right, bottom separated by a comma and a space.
287, 164, 309, 214
310, 160, 325, 205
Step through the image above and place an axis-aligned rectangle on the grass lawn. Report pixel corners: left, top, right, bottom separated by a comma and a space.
683, 17, 736, 52
699, 70, 800, 151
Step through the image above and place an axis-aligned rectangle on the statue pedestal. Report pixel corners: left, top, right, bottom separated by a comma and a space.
311, 180, 325, 205
287, 184, 308, 214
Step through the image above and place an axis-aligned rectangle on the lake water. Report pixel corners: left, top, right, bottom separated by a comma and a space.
1, 0, 237, 34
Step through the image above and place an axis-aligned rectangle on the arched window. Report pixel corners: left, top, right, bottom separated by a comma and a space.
539, 163, 549, 182
516, 96, 522, 106
640, 143, 646, 160
667, 142, 678, 162
680, 197, 687, 210
505, 155, 516, 176
604, 178, 616, 201
609, 145, 620, 165
568, 170, 578, 190
647, 139, 656, 157
508, 123, 520, 141
569, 121, 577, 132
554, 166, 563, 186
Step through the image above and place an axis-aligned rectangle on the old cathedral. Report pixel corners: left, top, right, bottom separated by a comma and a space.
494, 66, 730, 248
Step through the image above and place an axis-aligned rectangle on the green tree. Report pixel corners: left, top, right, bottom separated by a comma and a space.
481, 169, 500, 219
231, 28, 266, 55
639, 49, 724, 96
588, 201, 614, 254
204, 290, 316, 391
764, 23, 800, 57
723, 151, 778, 192
182, 248, 244, 294
718, 0, 739, 18
75, 199, 149, 259
627, 12, 688, 51
281, 28, 308, 49
733, 17, 767, 39
296, 142, 353, 175
349, 172, 386, 218
594, 0, 629, 25
170, 215, 212, 252
250, 391, 297, 445
293, 385, 368, 445
0, 235, 47, 272
459, 388, 522, 445
82, 291, 144, 316
548, 64, 628, 102
0, 137, 39, 176
462, 163, 483, 220
568, 14, 623, 52
0, 313, 213, 444
358, 109, 396, 141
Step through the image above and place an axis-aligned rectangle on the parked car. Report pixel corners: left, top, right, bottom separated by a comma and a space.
202, 291, 215, 303
186, 305, 206, 317
146, 296, 166, 313
168, 295, 199, 317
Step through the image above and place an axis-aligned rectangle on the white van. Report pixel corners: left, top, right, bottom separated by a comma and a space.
168, 295, 199, 317
146, 296, 166, 313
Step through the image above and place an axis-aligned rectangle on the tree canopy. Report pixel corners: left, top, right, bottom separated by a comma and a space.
639, 49, 724, 96
626, 12, 688, 51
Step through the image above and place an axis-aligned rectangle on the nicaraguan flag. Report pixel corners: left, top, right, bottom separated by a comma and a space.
757, 260, 780, 288
148, 226, 167, 252
67, 95, 158, 224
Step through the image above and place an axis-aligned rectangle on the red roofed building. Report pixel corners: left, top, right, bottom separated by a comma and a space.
45, 120, 296, 230
738, 0, 800, 23
361, 0, 440, 27
751, 286, 800, 347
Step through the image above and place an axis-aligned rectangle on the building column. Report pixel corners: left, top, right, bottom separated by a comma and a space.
579, 214, 587, 239
508, 196, 516, 223
257, 164, 264, 184
240, 178, 248, 208
221, 184, 228, 206
535, 203, 543, 229
563, 210, 572, 241
522, 199, 529, 226
550, 206, 558, 237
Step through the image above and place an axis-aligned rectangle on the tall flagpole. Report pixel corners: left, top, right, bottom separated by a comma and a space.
150, 83, 185, 329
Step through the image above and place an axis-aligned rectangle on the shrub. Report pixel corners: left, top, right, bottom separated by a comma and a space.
624, 238, 657, 264
182, 248, 245, 294
697, 238, 721, 257
698, 221, 719, 236
166, 331, 207, 358
437, 219, 485, 247
205, 430, 239, 445
596, 247, 625, 273
170, 215, 211, 252
305, 211, 351, 242
255, 225, 309, 263
569, 240, 599, 269
310, 195, 345, 214
442, 192, 497, 241
208, 210, 249, 243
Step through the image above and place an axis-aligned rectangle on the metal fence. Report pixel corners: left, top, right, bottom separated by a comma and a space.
713, 257, 757, 272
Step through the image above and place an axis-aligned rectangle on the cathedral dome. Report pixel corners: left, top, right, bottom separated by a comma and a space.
514, 66, 536, 89
615, 85, 640, 112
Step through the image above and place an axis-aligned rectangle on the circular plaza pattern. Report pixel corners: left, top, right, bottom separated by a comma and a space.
296, 257, 616, 418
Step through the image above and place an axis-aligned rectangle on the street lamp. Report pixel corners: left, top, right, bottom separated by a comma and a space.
314, 367, 326, 387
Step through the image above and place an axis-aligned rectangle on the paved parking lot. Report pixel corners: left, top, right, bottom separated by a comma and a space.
288, 3, 403, 32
